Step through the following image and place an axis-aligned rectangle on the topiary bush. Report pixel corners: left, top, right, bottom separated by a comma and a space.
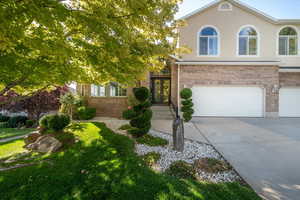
25, 120, 36, 128
122, 87, 152, 137
180, 88, 194, 122
0, 114, 10, 122
39, 114, 70, 132
77, 106, 96, 120
8, 115, 28, 128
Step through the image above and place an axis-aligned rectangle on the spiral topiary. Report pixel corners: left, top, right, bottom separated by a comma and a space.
122, 87, 152, 137
180, 88, 194, 122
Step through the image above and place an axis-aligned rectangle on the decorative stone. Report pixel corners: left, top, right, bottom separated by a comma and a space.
24, 132, 41, 145
26, 135, 62, 153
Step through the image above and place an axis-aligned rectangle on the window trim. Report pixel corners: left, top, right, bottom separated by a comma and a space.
90, 83, 127, 98
236, 25, 260, 57
197, 25, 221, 57
277, 25, 299, 57
218, 2, 233, 11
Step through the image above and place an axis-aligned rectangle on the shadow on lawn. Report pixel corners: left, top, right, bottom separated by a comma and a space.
0, 122, 260, 200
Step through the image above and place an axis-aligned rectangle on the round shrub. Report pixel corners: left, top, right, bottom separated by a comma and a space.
39, 115, 50, 128
8, 116, 28, 128
133, 87, 150, 102
180, 88, 192, 99
0, 115, 10, 122
39, 114, 70, 132
26, 120, 36, 128
77, 106, 96, 120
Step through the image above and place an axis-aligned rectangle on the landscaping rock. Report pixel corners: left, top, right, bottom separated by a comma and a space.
24, 132, 41, 145
26, 135, 62, 153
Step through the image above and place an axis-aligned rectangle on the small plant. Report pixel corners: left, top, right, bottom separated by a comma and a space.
59, 92, 77, 119
180, 88, 194, 122
141, 152, 161, 167
193, 158, 232, 173
25, 120, 36, 128
77, 106, 96, 120
39, 114, 70, 132
0, 122, 9, 128
122, 87, 152, 137
165, 161, 196, 180
0, 114, 10, 122
8, 116, 28, 128
118, 124, 132, 130
136, 134, 168, 146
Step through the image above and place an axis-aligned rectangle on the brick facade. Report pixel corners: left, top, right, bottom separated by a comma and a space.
87, 97, 128, 118
279, 72, 300, 87
178, 65, 279, 117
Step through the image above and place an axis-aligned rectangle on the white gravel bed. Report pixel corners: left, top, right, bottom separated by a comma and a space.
135, 130, 241, 183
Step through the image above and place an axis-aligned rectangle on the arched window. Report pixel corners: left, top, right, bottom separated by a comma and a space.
199, 26, 219, 56
279, 27, 298, 55
238, 26, 258, 56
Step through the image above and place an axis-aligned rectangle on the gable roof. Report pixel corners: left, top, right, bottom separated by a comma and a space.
179, 0, 300, 25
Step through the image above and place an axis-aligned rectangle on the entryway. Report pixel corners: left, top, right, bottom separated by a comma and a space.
151, 78, 170, 105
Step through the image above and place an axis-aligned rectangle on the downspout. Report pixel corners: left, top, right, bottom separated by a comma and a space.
177, 63, 181, 116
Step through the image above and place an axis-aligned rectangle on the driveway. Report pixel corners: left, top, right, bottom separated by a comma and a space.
192, 118, 300, 200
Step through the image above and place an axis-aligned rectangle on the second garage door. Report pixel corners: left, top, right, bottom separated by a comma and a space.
279, 88, 300, 117
192, 86, 264, 117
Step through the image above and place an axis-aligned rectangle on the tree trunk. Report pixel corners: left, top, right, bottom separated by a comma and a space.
173, 118, 184, 152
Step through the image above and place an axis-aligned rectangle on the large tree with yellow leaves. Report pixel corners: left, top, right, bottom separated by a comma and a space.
0, 0, 181, 97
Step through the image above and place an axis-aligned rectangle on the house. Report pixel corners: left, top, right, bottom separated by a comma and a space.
78, 0, 300, 118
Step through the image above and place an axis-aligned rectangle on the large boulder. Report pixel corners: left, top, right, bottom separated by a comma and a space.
24, 132, 41, 145
26, 135, 62, 153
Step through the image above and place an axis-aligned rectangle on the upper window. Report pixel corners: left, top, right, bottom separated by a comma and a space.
238, 26, 258, 56
199, 27, 219, 56
91, 82, 126, 97
218, 2, 232, 11
278, 27, 298, 56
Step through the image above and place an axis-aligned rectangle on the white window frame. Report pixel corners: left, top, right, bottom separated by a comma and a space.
91, 83, 127, 97
236, 25, 260, 57
277, 25, 299, 57
197, 25, 220, 57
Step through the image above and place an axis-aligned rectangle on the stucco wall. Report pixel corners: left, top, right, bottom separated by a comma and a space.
179, 2, 300, 67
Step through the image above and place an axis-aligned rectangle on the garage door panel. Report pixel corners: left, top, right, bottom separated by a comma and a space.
192, 86, 264, 117
279, 88, 300, 117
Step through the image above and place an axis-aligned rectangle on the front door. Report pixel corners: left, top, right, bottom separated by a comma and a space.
151, 78, 170, 104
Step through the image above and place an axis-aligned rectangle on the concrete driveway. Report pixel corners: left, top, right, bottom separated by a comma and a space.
193, 118, 300, 200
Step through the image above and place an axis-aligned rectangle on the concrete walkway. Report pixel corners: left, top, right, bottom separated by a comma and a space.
193, 118, 300, 200
0, 135, 29, 143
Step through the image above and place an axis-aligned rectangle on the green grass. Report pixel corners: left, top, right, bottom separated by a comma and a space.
136, 134, 169, 146
0, 139, 27, 159
0, 122, 261, 200
0, 128, 34, 140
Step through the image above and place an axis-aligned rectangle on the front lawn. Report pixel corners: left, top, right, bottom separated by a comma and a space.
0, 128, 34, 140
0, 122, 260, 200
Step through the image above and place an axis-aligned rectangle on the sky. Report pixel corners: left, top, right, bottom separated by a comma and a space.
176, 0, 300, 19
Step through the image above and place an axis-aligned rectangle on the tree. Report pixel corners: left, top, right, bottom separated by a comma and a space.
0, 87, 68, 120
0, 0, 181, 98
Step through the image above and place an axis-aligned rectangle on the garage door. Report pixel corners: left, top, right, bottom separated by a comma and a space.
192, 86, 264, 117
279, 88, 300, 117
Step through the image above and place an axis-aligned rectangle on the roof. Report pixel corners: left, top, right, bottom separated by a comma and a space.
179, 0, 300, 25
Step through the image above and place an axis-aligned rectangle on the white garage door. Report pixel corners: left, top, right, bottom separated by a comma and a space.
192, 86, 264, 117
279, 88, 300, 117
